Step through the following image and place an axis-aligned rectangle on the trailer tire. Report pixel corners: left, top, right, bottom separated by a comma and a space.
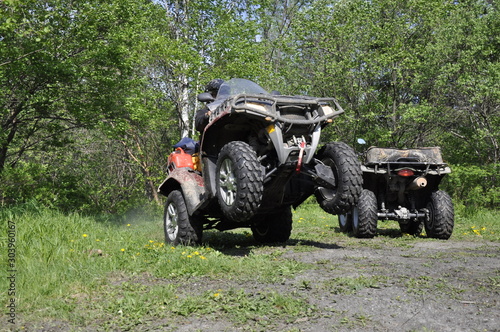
338, 213, 353, 232
251, 206, 293, 243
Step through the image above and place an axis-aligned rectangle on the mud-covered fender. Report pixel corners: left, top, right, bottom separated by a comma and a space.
157, 168, 207, 215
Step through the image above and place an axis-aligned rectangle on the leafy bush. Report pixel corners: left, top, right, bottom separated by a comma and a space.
441, 163, 499, 212
0, 160, 150, 215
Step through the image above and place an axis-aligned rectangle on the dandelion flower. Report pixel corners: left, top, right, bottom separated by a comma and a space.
127, 224, 131, 227
82, 234, 88, 238
121, 248, 125, 252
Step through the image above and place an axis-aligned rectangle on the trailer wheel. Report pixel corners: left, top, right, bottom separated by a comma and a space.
164, 190, 202, 245
315, 142, 363, 215
425, 190, 454, 239
251, 206, 293, 243
399, 221, 424, 236
338, 213, 353, 232
216, 141, 264, 222
352, 189, 378, 238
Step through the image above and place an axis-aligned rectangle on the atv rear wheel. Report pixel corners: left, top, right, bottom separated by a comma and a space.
251, 206, 293, 243
338, 213, 353, 232
164, 190, 202, 245
315, 142, 363, 215
216, 141, 264, 222
425, 190, 454, 239
352, 189, 378, 238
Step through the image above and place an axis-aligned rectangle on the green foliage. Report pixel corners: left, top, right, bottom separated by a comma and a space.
0, 162, 91, 209
0, 130, 165, 214
1, 0, 498, 213
280, 0, 499, 161
441, 164, 499, 211
0, 0, 179, 211
0, 0, 157, 168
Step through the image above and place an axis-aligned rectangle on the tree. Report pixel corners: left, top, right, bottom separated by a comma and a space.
0, 0, 154, 172
278, 0, 498, 163
425, 0, 499, 164
149, 0, 269, 138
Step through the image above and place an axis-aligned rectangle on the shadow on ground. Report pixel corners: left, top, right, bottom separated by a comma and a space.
202, 230, 343, 256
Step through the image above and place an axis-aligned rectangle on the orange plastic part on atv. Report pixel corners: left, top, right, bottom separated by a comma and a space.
167, 148, 194, 171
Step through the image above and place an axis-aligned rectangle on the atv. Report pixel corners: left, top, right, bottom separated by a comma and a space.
339, 143, 454, 239
158, 78, 363, 245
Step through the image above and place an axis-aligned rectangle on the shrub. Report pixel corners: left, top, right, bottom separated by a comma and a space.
441, 163, 499, 212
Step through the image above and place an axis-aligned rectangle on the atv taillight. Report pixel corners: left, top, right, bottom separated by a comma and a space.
398, 169, 414, 177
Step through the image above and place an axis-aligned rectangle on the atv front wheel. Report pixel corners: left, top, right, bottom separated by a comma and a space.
352, 189, 378, 238
425, 190, 454, 239
216, 141, 264, 222
251, 206, 293, 243
164, 190, 203, 245
315, 142, 363, 215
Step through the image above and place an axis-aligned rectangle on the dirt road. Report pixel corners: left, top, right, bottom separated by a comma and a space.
175, 239, 499, 332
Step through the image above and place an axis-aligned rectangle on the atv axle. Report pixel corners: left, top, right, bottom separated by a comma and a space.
378, 207, 427, 221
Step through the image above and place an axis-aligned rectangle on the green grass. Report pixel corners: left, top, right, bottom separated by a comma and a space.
0, 201, 498, 330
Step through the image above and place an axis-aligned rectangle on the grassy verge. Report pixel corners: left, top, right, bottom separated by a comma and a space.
0, 201, 498, 330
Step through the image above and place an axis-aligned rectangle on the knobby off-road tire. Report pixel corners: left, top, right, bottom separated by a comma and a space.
352, 189, 378, 238
338, 212, 353, 232
164, 190, 203, 245
315, 142, 363, 215
425, 190, 454, 239
251, 206, 293, 244
216, 141, 264, 222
